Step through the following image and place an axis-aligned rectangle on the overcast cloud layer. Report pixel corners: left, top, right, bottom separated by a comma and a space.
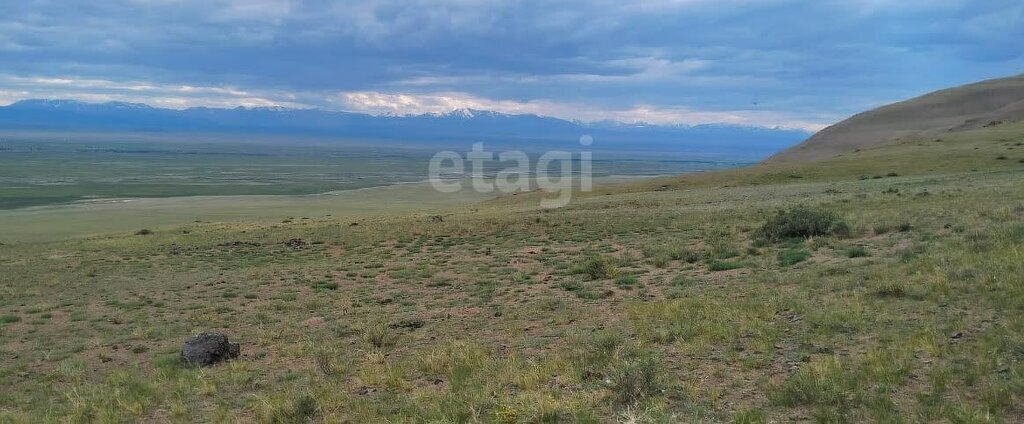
1, 0, 1022, 130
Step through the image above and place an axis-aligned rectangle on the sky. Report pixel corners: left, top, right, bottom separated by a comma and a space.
0, 0, 1022, 131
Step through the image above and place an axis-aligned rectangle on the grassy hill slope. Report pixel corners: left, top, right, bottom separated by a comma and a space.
768, 75, 1024, 163
1, 123, 1023, 422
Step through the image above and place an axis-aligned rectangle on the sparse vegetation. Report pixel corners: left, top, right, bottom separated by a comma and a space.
2, 119, 1024, 422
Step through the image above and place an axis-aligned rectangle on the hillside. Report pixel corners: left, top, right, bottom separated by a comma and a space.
2, 110, 1023, 421
767, 74, 1024, 163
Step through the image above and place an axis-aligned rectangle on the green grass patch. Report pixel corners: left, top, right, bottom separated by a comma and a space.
778, 248, 811, 267
844, 245, 870, 258
708, 259, 743, 272
615, 275, 639, 289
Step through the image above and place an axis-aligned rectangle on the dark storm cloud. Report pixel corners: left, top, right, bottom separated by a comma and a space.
1, 0, 1021, 129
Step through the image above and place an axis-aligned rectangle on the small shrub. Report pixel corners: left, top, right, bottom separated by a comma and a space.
707, 259, 742, 272
778, 249, 811, 267
706, 232, 741, 259
673, 248, 702, 263
135, 229, 153, 236
615, 275, 639, 288
310, 281, 338, 291
363, 322, 397, 349
874, 282, 907, 298
615, 251, 639, 267
265, 393, 318, 423
560, 281, 612, 299
571, 330, 625, 381
577, 289, 614, 300
809, 237, 831, 250
844, 246, 869, 258
605, 348, 663, 406
309, 342, 341, 377
831, 221, 852, 238
640, 245, 663, 258
0, 315, 21, 324
771, 357, 849, 408
559, 281, 583, 292
643, 245, 695, 266
898, 246, 922, 262
669, 274, 692, 287
964, 231, 992, 252
732, 409, 767, 424
649, 254, 671, 268
754, 207, 846, 243
574, 255, 618, 280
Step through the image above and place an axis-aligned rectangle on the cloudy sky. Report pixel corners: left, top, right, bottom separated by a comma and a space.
1, 0, 1022, 130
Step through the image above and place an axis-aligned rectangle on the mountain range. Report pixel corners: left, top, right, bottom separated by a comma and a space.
0, 99, 810, 155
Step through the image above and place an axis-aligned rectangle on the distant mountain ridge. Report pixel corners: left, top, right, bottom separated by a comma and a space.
0, 99, 810, 154
767, 74, 1024, 163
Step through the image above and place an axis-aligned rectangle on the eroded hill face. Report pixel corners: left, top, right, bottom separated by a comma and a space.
767, 75, 1024, 164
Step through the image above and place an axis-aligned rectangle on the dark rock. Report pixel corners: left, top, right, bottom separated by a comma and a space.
181, 332, 240, 366
284, 238, 306, 249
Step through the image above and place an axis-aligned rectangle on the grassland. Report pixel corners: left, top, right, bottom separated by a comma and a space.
1, 122, 1024, 422
0, 136, 743, 210
0, 182, 495, 243
0, 138, 433, 210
